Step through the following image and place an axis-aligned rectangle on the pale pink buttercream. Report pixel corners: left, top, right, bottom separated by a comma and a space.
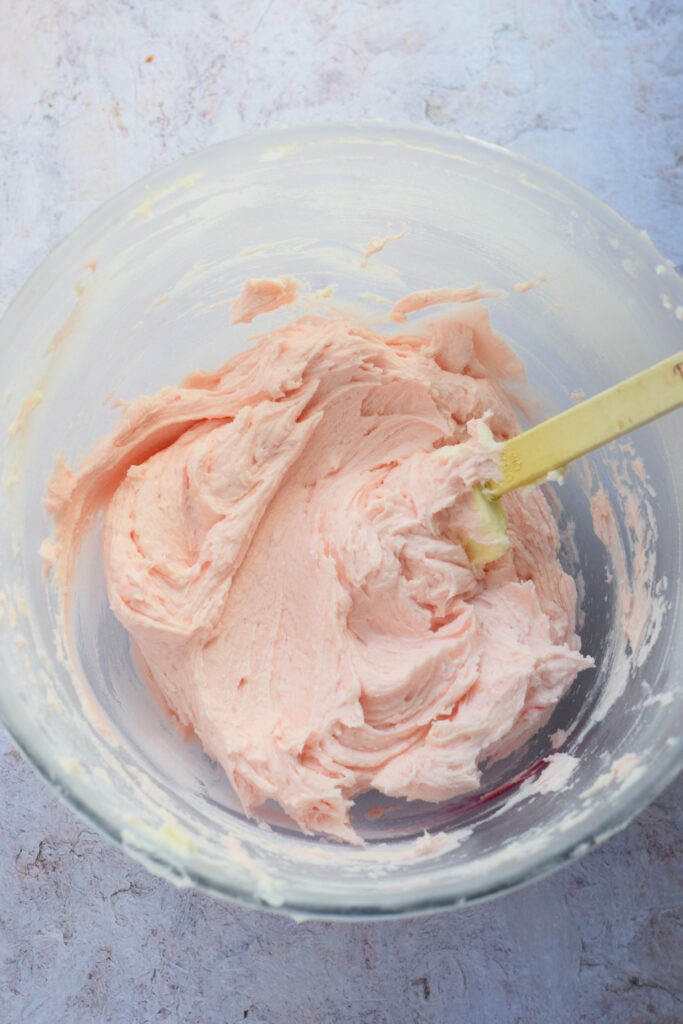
362, 226, 409, 265
231, 275, 300, 324
391, 285, 505, 323
47, 297, 591, 843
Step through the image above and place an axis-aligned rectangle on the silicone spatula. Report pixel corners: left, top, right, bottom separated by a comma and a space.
462, 349, 683, 567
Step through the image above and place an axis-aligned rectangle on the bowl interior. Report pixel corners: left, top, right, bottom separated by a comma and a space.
1, 124, 681, 916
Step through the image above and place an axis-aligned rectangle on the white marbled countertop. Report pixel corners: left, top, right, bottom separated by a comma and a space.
1, 2, 681, 1022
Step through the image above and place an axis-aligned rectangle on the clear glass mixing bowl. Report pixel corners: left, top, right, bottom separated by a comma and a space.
0, 123, 681, 918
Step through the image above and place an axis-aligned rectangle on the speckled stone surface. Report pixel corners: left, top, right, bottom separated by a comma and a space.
1, 2, 681, 1022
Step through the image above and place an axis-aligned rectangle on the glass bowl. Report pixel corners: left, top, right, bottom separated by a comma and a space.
0, 122, 681, 918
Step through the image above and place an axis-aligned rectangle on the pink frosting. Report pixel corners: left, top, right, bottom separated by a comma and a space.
231, 275, 300, 324
47, 297, 591, 843
391, 285, 505, 323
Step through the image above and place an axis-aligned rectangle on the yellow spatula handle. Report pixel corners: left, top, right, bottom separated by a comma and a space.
487, 350, 683, 499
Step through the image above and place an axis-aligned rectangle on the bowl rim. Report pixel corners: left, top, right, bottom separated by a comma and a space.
1, 119, 681, 919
